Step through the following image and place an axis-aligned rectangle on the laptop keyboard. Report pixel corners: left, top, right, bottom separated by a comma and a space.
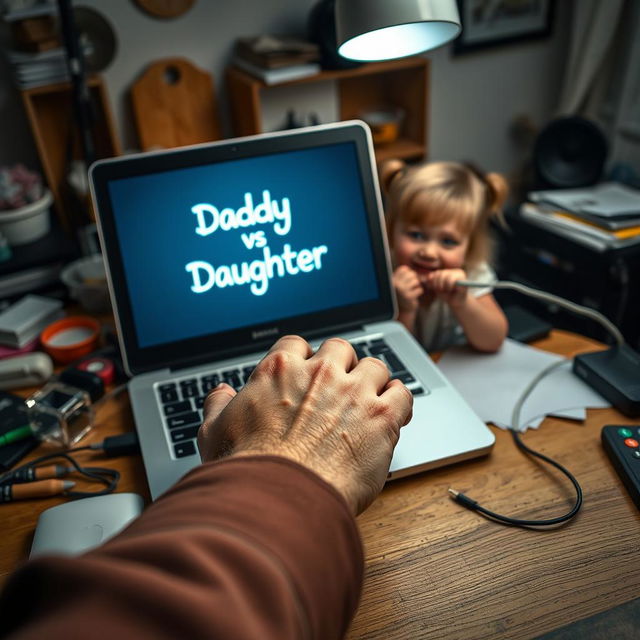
156, 337, 427, 459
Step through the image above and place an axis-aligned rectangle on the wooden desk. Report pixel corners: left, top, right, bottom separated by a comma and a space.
1, 330, 638, 639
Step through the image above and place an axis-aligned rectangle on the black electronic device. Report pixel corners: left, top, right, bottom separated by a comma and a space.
573, 345, 640, 417
0, 391, 38, 471
504, 304, 552, 343
494, 208, 640, 348
601, 425, 640, 509
58, 367, 105, 402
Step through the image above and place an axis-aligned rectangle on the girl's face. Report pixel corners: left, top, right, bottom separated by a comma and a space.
392, 218, 470, 279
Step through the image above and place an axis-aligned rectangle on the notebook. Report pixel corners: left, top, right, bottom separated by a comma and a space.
89, 121, 494, 500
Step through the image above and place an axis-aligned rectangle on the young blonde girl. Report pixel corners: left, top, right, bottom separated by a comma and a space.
380, 159, 509, 353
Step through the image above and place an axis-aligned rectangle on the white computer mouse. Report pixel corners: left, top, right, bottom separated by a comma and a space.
30, 492, 144, 557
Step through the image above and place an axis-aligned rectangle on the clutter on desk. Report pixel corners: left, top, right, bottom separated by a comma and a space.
40, 315, 101, 364
0, 223, 76, 300
0, 390, 39, 471
25, 380, 94, 447
0, 352, 53, 390
0, 336, 39, 358
0, 293, 63, 349
60, 253, 111, 314
437, 338, 611, 432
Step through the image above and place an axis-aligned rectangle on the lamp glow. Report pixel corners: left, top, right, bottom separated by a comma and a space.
336, 0, 461, 61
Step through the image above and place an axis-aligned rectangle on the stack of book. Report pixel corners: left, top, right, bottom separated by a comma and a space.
2, 1, 68, 88
232, 35, 321, 85
521, 182, 640, 252
6, 47, 69, 89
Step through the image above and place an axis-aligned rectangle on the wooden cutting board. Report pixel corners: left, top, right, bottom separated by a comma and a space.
131, 57, 221, 150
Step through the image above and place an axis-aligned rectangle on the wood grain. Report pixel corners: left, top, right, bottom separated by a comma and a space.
347, 331, 639, 639
1, 330, 637, 640
131, 57, 221, 150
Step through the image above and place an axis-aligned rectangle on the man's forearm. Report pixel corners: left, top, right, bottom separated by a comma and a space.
0, 456, 364, 640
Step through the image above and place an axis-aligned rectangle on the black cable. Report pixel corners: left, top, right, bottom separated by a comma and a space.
0, 433, 139, 498
447, 353, 583, 528
449, 429, 583, 528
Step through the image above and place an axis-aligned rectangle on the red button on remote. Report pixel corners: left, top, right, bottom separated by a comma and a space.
624, 438, 639, 448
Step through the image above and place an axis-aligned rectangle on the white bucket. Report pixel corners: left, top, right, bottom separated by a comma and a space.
0, 189, 53, 245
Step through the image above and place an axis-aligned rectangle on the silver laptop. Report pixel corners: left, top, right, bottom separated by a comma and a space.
90, 121, 494, 500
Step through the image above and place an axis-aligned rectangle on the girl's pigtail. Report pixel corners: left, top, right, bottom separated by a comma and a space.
379, 159, 406, 195
484, 172, 509, 226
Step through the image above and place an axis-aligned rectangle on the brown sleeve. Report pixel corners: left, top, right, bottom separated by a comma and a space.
0, 456, 363, 640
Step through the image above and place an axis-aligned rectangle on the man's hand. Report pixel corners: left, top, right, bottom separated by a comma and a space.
198, 335, 413, 515
392, 265, 423, 312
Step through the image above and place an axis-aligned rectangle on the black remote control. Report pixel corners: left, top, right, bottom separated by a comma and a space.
602, 425, 640, 510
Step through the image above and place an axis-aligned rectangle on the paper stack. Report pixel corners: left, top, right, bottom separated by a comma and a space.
521, 182, 640, 251
437, 339, 610, 432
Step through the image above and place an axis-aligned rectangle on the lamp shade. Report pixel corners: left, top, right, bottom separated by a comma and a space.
336, 0, 461, 61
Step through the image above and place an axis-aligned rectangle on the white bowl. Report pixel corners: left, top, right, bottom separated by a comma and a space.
60, 254, 112, 314
0, 189, 53, 245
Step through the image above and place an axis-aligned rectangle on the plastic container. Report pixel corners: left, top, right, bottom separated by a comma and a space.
60, 254, 111, 314
40, 315, 101, 364
0, 189, 52, 245
359, 108, 405, 144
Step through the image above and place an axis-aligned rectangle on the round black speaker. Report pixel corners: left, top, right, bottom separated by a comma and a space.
533, 116, 608, 188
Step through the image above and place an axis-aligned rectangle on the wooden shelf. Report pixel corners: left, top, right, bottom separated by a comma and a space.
21, 75, 121, 231
226, 57, 429, 163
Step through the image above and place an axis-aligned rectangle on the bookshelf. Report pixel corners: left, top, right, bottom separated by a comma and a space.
226, 56, 429, 163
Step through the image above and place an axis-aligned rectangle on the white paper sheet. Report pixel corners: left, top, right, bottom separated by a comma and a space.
437, 339, 610, 432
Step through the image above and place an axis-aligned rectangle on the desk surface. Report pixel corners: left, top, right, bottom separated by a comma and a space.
1, 330, 638, 639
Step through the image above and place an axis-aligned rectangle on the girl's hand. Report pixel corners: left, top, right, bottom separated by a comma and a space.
424, 268, 469, 308
393, 265, 423, 312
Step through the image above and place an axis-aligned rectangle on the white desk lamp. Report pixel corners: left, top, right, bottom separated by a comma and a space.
335, 0, 461, 61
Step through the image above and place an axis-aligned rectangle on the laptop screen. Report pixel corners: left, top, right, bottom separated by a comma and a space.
91, 122, 394, 374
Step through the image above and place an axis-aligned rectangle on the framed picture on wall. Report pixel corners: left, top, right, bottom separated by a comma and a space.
454, 0, 555, 55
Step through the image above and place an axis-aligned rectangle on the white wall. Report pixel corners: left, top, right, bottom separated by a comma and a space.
0, 0, 572, 181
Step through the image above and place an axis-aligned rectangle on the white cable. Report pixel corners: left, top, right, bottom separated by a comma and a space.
510, 359, 568, 432
457, 279, 625, 346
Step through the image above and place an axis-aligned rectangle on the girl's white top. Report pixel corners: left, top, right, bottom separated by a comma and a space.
416, 261, 496, 352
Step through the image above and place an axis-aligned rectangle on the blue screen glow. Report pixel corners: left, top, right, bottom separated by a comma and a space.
107, 142, 380, 348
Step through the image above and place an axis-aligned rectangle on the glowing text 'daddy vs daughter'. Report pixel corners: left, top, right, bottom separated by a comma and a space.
381, 159, 509, 353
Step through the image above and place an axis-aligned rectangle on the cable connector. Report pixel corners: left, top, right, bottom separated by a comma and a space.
90, 432, 140, 457
448, 488, 479, 510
